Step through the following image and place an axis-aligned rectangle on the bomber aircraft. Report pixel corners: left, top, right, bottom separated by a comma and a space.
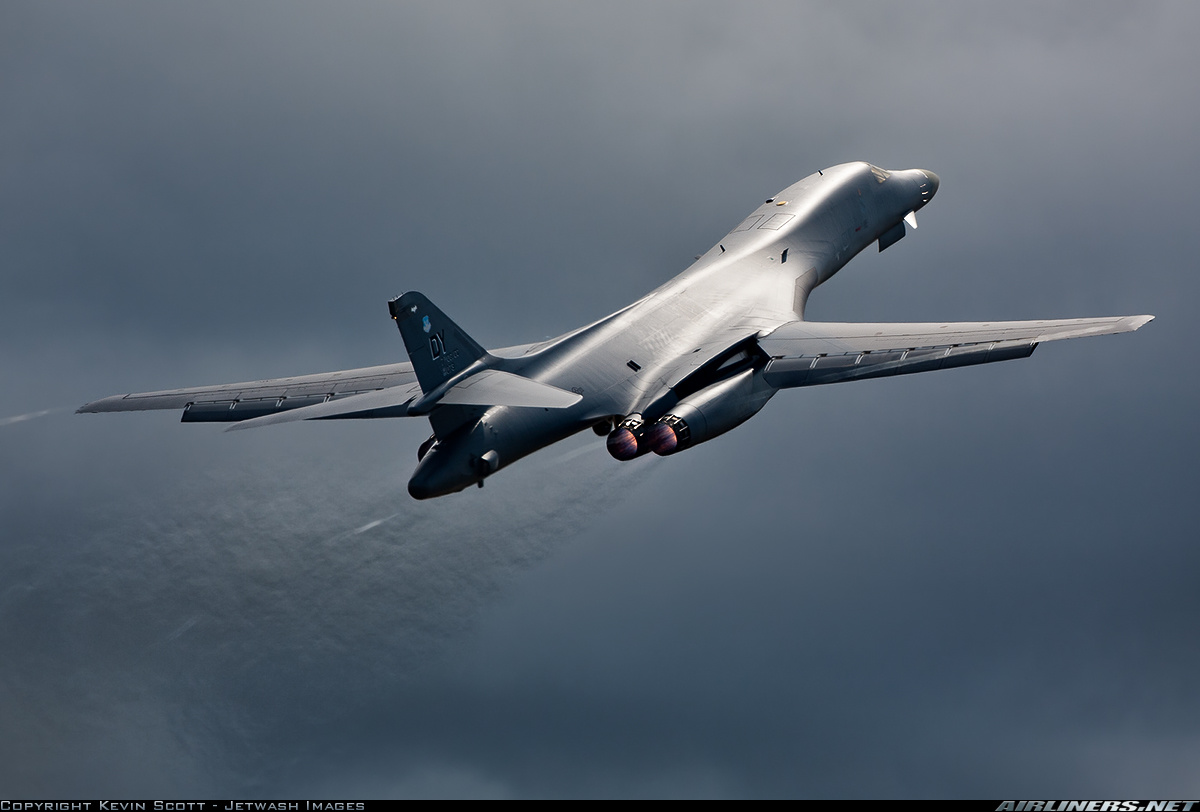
80, 162, 1153, 498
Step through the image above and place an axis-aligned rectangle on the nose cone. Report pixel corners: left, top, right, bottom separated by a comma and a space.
919, 170, 939, 203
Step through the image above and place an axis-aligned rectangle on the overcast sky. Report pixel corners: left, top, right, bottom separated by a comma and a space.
2, 1, 1198, 798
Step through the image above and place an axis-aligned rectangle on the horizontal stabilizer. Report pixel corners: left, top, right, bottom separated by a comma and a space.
229, 369, 581, 431
435, 369, 582, 409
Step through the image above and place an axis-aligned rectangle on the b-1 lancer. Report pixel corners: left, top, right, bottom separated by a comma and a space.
80, 162, 1153, 498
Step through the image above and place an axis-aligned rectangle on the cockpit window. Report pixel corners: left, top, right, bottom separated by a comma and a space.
869, 164, 891, 183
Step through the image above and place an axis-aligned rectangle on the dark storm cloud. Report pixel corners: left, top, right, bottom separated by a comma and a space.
2, 0, 1198, 798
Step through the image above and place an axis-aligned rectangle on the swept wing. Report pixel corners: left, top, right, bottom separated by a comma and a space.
76, 362, 421, 420
760, 315, 1153, 388
76, 337, 580, 427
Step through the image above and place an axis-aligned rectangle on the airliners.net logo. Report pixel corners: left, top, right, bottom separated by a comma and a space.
997, 803, 1197, 811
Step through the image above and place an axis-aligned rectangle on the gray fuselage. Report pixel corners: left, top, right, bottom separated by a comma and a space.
408, 162, 939, 498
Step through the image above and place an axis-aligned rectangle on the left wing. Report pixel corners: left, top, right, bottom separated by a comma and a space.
77, 362, 422, 422
76, 340, 576, 426
759, 315, 1153, 388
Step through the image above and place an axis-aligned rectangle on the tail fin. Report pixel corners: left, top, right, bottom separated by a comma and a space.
389, 291, 490, 393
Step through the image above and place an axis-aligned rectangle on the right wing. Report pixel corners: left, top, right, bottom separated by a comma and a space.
758, 315, 1153, 388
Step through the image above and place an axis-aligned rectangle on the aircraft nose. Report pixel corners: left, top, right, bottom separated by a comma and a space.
919, 170, 939, 203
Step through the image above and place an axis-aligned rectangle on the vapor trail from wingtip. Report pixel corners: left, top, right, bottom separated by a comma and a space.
0, 408, 66, 427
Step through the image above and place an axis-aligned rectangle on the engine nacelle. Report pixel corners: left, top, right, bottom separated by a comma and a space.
645, 369, 771, 455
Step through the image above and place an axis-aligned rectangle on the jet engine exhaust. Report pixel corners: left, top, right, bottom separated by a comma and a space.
644, 420, 680, 455
606, 414, 646, 461
606, 428, 638, 460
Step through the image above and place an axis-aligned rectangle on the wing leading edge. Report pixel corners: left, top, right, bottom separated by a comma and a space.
759, 315, 1153, 389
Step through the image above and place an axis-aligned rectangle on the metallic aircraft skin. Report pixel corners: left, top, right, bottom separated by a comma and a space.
79, 163, 1153, 498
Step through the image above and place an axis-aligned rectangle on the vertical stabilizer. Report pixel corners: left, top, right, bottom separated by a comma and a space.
389, 291, 490, 393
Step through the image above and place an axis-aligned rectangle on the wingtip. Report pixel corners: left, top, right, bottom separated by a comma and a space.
1130, 315, 1155, 330
76, 395, 126, 413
